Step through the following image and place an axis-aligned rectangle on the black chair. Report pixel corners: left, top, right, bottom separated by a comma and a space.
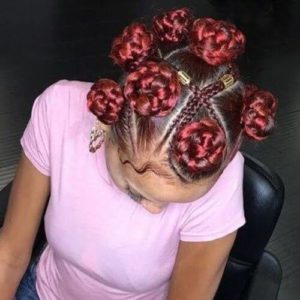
0, 152, 284, 300
215, 152, 284, 300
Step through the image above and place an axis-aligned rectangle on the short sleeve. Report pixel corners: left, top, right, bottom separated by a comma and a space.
180, 152, 246, 242
20, 83, 57, 176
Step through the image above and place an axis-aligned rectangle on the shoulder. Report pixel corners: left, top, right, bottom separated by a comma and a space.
50, 79, 93, 92
178, 151, 246, 242
211, 150, 244, 197
39, 79, 93, 105
192, 150, 245, 206
218, 151, 245, 189
35, 79, 94, 120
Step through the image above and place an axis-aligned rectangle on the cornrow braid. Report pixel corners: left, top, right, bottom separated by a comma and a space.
158, 68, 235, 150
111, 101, 135, 150
187, 81, 224, 127
87, 7, 279, 185
154, 67, 237, 181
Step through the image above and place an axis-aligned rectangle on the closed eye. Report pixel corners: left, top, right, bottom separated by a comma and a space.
126, 187, 143, 203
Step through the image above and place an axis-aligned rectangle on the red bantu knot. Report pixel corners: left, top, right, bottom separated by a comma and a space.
241, 84, 278, 141
189, 18, 246, 66
87, 79, 125, 125
172, 118, 226, 173
109, 23, 157, 72
124, 61, 181, 117
152, 7, 194, 43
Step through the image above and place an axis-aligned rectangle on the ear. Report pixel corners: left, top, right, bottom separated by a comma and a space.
99, 121, 111, 132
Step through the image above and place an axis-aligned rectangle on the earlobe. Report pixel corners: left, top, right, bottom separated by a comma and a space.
99, 121, 111, 132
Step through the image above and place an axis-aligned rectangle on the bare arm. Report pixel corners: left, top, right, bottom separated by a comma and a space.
167, 231, 237, 300
0, 151, 50, 299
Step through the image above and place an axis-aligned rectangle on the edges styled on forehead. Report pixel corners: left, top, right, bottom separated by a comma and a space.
119, 155, 176, 184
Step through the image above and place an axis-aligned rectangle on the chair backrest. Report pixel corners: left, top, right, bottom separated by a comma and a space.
214, 152, 285, 300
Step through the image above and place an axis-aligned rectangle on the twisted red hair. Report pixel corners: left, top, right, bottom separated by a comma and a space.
171, 119, 226, 174
153, 7, 194, 43
241, 85, 278, 141
109, 23, 157, 72
87, 79, 125, 125
123, 61, 181, 117
87, 7, 278, 182
189, 18, 246, 66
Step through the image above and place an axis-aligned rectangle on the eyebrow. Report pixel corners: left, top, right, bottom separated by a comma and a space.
118, 148, 175, 183
121, 158, 176, 182
126, 185, 147, 201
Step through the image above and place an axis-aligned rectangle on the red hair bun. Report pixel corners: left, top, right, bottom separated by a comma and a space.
189, 18, 246, 66
109, 23, 157, 72
241, 85, 278, 141
152, 7, 194, 43
87, 79, 125, 125
172, 119, 226, 173
124, 61, 181, 117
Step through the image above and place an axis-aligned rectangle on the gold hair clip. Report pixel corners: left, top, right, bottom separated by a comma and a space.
220, 74, 235, 89
177, 70, 191, 85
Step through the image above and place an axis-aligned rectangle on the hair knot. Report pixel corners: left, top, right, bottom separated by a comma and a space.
171, 118, 226, 174
87, 79, 125, 125
241, 84, 278, 141
109, 23, 157, 72
189, 18, 246, 65
152, 7, 194, 43
124, 61, 181, 117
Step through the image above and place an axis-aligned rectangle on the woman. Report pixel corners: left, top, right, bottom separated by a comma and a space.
0, 7, 278, 300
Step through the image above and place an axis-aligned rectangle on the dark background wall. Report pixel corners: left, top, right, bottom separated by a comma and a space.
0, 0, 299, 298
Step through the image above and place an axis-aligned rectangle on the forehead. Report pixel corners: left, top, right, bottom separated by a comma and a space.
118, 146, 176, 180
125, 164, 217, 203
118, 146, 218, 203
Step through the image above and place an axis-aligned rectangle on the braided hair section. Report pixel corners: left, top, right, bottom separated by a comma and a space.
109, 23, 158, 72
153, 7, 194, 43
189, 18, 246, 66
87, 79, 126, 125
170, 119, 226, 176
240, 84, 278, 141
123, 60, 181, 117
166, 74, 232, 181
86, 7, 279, 185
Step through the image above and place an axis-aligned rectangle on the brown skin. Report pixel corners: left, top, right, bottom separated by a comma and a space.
0, 151, 50, 299
104, 126, 220, 214
102, 123, 238, 299
167, 231, 238, 300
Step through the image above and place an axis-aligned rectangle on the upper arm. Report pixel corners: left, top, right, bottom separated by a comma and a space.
0, 81, 59, 267
167, 230, 237, 300
169, 152, 246, 299
0, 151, 50, 267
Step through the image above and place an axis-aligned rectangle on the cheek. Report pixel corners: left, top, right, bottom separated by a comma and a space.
105, 146, 127, 189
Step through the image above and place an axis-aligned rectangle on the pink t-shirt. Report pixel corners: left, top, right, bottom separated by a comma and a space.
20, 80, 246, 300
